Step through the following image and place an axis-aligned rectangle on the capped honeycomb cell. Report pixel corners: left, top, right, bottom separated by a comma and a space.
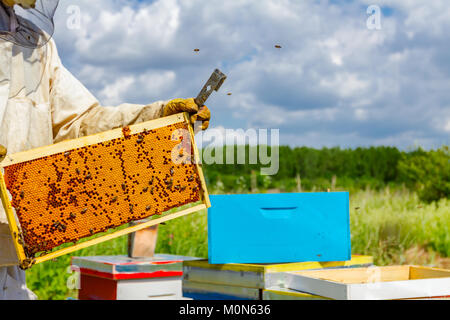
3, 121, 202, 258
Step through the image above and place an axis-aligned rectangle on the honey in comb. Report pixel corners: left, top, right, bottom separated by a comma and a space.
4, 122, 202, 257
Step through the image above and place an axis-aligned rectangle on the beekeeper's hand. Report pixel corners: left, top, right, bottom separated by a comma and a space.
0, 145, 7, 161
163, 98, 211, 131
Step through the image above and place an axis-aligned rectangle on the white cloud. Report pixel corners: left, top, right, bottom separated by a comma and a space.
51, 0, 450, 149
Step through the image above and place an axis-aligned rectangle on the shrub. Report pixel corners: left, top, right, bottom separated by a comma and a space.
398, 146, 450, 203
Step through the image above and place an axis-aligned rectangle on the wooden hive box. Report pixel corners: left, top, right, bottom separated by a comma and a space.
71, 254, 201, 300
0, 113, 210, 269
286, 265, 450, 300
182, 255, 373, 300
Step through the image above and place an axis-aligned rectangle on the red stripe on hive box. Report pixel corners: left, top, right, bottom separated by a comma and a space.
78, 267, 182, 280
79, 274, 117, 300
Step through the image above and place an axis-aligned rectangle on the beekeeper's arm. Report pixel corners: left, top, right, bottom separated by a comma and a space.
47, 40, 210, 142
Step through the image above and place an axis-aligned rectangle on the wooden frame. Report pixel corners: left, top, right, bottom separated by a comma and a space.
286, 265, 450, 300
0, 113, 210, 269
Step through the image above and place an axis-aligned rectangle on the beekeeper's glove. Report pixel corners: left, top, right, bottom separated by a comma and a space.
163, 98, 210, 131
0, 145, 6, 161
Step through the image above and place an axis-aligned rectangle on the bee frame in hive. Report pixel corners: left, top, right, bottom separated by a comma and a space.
0, 113, 210, 269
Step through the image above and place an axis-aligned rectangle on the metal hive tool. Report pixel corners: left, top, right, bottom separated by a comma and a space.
0, 113, 210, 269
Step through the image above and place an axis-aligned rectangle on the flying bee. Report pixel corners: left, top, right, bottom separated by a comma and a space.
275, 45, 282, 49
194, 48, 200, 52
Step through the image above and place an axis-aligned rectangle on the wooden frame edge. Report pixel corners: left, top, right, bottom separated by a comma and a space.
0, 169, 27, 264
33, 203, 207, 266
0, 113, 186, 168
184, 113, 211, 208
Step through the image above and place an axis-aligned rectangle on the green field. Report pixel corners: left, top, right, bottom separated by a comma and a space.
26, 187, 449, 300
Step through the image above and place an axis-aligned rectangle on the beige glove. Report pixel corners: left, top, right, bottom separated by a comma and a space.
163, 98, 211, 131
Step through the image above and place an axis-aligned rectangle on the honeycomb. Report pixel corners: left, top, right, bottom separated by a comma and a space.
3, 122, 202, 258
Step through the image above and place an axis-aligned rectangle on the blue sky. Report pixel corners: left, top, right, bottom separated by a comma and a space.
52, 0, 449, 149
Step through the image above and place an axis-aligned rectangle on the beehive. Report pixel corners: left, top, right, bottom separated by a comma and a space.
0, 113, 209, 269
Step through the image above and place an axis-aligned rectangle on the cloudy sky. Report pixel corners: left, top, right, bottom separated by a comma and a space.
52, 0, 450, 149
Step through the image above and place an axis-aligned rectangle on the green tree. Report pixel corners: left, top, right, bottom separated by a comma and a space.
398, 146, 450, 202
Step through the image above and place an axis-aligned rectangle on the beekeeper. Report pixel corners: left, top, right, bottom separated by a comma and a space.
0, 0, 211, 300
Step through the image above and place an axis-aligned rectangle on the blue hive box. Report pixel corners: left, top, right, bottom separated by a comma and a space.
208, 193, 351, 264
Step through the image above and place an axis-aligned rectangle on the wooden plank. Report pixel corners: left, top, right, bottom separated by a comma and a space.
265, 255, 374, 273
287, 266, 450, 300
263, 287, 330, 300
287, 273, 348, 300
409, 266, 450, 280
183, 266, 263, 289
182, 255, 374, 289
182, 255, 374, 274
0, 113, 186, 168
182, 279, 260, 300
293, 266, 410, 284
348, 277, 450, 300
185, 113, 211, 208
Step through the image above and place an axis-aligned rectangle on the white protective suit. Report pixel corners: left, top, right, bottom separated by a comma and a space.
0, 37, 169, 299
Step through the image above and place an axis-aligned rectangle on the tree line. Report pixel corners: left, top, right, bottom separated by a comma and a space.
200, 145, 449, 202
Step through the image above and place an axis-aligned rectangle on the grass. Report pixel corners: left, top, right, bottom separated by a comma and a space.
26, 188, 449, 300
349, 187, 449, 265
